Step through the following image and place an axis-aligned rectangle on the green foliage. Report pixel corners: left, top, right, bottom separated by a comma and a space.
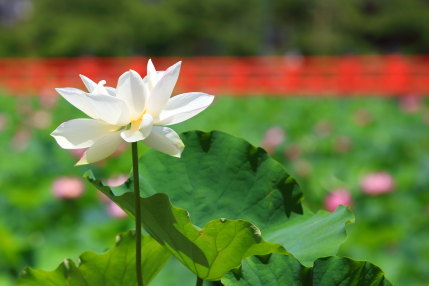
108, 131, 353, 266
17, 231, 170, 286
2, 95, 428, 285
222, 254, 391, 286
89, 176, 285, 281
2, 0, 429, 56
124, 130, 304, 228
0, 0, 262, 57
265, 206, 354, 266
87, 131, 357, 281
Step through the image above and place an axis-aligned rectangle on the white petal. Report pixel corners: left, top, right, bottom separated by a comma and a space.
142, 126, 184, 157
91, 80, 109, 96
146, 60, 165, 90
79, 74, 97, 92
79, 75, 116, 96
120, 114, 153, 142
76, 132, 123, 166
51, 119, 116, 149
57, 87, 129, 125
106, 87, 116, 96
86, 93, 130, 126
157, 92, 214, 125
116, 70, 146, 120
147, 59, 157, 84
56, 87, 99, 119
146, 61, 182, 118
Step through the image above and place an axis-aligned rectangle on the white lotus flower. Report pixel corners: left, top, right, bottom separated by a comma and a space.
51, 60, 214, 165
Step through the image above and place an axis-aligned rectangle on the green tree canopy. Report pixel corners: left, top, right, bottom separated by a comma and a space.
1, 0, 428, 56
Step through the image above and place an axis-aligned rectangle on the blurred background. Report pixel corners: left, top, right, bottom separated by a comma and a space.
1, 0, 429, 285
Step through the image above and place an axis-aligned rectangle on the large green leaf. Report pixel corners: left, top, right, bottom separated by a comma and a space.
89, 176, 285, 281
112, 131, 353, 265
17, 231, 170, 286
130, 130, 304, 229
265, 206, 354, 266
221, 254, 392, 286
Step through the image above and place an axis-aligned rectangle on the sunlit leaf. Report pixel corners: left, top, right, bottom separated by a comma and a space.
89, 177, 285, 281
17, 231, 170, 286
265, 206, 354, 266
111, 131, 352, 265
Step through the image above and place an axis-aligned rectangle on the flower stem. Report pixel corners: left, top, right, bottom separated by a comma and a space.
196, 277, 203, 286
132, 142, 144, 286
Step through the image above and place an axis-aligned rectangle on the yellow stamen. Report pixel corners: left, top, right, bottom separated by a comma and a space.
129, 109, 147, 130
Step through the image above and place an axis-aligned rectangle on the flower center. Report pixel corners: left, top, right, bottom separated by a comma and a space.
129, 109, 147, 131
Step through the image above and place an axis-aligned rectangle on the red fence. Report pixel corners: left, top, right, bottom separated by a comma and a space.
1, 55, 429, 96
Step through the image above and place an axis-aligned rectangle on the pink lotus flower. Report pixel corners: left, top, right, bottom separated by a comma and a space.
324, 188, 352, 212
104, 174, 128, 187
423, 111, 429, 125
98, 175, 129, 216
284, 143, 301, 160
293, 159, 312, 178
39, 88, 58, 109
11, 129, 31, 151
107, 201, 127, 218
353, 109, 372, 126
400, 94, 421, 113
261, 126, 285, 154
52, 176, 85, 199
360, 172, 394, 195
98, 191, 128, 218
69, 148, 86, 159
30, 110, 52, 129
0, 113, 7, 131
334, 136, 352, 153
111, 142, 126, 157
314, 120, 332, 138
69, 145, 126, 167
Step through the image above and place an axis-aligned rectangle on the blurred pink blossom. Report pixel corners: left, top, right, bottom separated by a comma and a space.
284, 143, 301, 160
314, 120, 332, 138
69, 144, 126, 164
261, 126, 285, 154
112, 142, 126, 157
39, 89, 58, 109
98, 174, 128, 203
30, 110, 51, 129
400, 94, 421, 113
104, 174, 128, 187
107, 201, 127, 218
360, 172, 394, 195
52, 176, 85, 199
361, 172, 394, 195
324, 188, 353, 212
98, 192, 111, 203
11, 129, 31, 151
353, 109, 373, 126
293, 159, 312, 178
0, 113, 7, 131
69, 148, 86, 159
16, 98, 32, 115
423, 111, 429, 125
334, 136, 352, 153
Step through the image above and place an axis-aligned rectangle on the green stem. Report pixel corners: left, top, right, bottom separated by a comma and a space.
196, 277, 204, 286
132, 142, 144, 286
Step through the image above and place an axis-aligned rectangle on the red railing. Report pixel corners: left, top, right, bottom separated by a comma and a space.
1, 55, 429, 96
